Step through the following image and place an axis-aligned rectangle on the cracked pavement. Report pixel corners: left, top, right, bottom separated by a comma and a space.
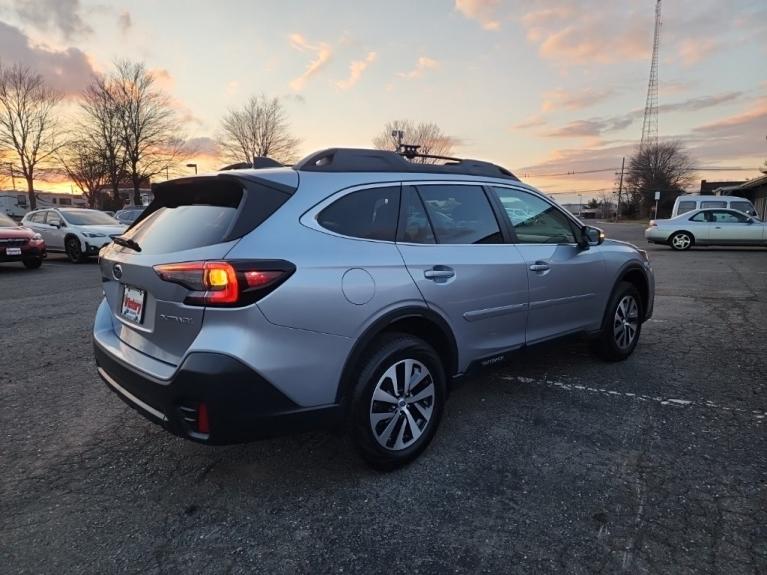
1, 223, 766, 574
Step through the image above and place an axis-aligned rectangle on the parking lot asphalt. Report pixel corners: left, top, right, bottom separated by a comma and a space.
1, 225, 766, 574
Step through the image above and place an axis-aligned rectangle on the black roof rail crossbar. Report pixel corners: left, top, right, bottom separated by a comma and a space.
219, 157, 285, 171
294, 148, 519, 181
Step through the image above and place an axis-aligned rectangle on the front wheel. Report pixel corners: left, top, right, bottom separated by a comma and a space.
22, 258, 42, 269
350, 333, 446, 470
669, 231, 693, 251
65, 236, 86, 263
592, 281, 643, 362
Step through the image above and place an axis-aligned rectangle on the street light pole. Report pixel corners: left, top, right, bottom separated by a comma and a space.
186, 163, 198, 175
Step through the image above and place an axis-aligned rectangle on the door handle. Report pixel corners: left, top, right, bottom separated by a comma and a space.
529, 262, 550, 272
424, 267, 455, 280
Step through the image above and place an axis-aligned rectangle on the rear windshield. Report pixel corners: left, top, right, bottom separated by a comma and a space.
116, 178, 247, 254
61, 210, 119, 225
121, 205, 238, 255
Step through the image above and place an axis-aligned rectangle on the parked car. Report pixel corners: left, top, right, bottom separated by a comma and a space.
94, 148, 655, 469
115, 207, 144, 226
645, 208, 767, 250
22, 208, 126, 262
0, 212, 46, 269
671, 195, 756, 218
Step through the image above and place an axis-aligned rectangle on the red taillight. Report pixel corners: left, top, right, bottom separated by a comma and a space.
197, 402, 210, 434
153, 260, 294, 306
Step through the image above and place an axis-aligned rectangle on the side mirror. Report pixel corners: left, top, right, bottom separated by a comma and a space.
745, 218, 754, 224
580, 225, 604, 249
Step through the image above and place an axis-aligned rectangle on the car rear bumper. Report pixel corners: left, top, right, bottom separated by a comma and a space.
94, 343, 341, 444
0, 245, 46, 262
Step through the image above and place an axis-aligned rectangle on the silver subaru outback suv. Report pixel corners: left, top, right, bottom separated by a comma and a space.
94, 148, 654, 469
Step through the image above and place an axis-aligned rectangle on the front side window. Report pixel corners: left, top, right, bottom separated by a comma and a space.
492, 187, 577, 244
417, 185, 502, 244
28, 212, 44, 223
677, 201, 697, 214
701, 201, 727, 209
317, 186, 400, 241
710, 210, 748, 223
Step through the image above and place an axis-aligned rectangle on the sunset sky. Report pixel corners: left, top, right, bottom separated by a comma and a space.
0, 0, 765, 201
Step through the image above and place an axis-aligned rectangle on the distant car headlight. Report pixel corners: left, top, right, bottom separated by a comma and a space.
83, 232, 106, 238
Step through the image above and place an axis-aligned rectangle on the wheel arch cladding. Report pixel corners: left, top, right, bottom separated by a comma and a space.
336, 307, 459, 405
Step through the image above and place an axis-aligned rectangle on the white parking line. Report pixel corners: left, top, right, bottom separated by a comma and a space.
502, 376, 766, 422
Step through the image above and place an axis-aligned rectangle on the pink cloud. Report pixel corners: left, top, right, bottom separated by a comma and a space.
289, 33, 332, 92
455, 0, 502, 30
0, 20, 97, 97
677, 38, 718, 66
398, 56, 439, 79
336, 51, 377, 91
541, 88, 617, 112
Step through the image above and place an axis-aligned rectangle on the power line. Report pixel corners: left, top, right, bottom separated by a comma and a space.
522, 168, 618, 178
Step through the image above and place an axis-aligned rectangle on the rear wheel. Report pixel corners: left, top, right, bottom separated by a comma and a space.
350, 333, 446, 470
65, 236, 86, 263
22, 258, 42, 269
592, 281, 642, 362
669, 231, 693, 251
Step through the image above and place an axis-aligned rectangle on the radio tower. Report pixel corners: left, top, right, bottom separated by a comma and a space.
640, 0, 662, 149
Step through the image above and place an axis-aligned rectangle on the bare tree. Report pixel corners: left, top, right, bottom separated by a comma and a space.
0, 63, 62, 210
219, 95, 300, 165
58, 138, 109, 208
373, 120, 457, 164
112, 60, 183, 205
80, 73, 127, 206
626, 141, 695, 218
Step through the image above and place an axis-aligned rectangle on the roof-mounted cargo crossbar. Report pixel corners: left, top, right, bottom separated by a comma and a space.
294, 148, 519, 181
219, 157, 285, 171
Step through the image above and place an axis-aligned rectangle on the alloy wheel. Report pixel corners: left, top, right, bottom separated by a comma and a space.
672, 233, 691, 250
369, 359, 435, 451
613, 295, 639, 350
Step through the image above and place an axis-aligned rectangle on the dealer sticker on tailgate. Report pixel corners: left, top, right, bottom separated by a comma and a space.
121, 285, 145, 324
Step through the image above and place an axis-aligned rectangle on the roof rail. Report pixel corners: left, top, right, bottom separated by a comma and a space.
294, 148, 519, 181
219, 157, 284, 171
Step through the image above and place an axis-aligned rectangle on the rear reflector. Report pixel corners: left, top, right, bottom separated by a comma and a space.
153, 260, 295, 307
197, 402, 210, 434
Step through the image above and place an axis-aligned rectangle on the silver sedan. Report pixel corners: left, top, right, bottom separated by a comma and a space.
645, 208, 767, 250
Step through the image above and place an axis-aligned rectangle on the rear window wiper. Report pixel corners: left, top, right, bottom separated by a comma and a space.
112, 236, 142, 252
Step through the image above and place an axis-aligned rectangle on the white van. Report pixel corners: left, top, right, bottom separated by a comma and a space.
672, 195, 757, 218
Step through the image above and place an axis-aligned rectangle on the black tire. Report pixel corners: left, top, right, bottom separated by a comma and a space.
65, 236, 86, 263
669, 231, 693, 251
592, 281, 643, 362
349, 333, 446, 470
22, 258, 42, 269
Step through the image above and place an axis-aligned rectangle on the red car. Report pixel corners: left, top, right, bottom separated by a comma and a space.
0, 213, 46, 269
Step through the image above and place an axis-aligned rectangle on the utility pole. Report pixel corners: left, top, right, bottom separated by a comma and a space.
615, 156, 626, 221
391, 130, 404, 152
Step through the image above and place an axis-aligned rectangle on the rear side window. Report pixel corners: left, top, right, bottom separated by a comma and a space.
317, 186, 400, 241
417, 185, 502, 244
677, 201, 697, 214
398, 186, 435, 244
701, 200, 726, 209
689, 212, 708, 222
